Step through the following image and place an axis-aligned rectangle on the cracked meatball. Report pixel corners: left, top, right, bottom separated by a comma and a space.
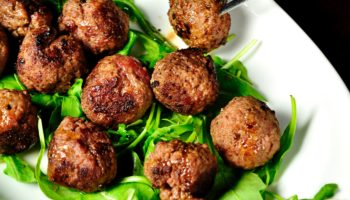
168, 0, 231, 52
210, 96, 280, 170
81, 55, 153, 127
48, 117, 117, 192
0, 0, 49, 37
0, 27, 9, 75
151, 48, 218, 115
144, 140, 217, 200
0, 90, 38, 154
59, 0, 129, 54
16, 11, 87, 93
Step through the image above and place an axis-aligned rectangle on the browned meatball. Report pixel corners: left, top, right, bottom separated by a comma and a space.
0, 27, 9, 74
0, 90, 38, 154
81, 55, 153, 127
0, 0, 49, 37
210, 96, 280, 170
16, 11, 87, 93
168, 0, 231, 52
48, 117, 117, 192
151, 48, 218, 115
144, 140, 217, 200
59, 0, 129, 54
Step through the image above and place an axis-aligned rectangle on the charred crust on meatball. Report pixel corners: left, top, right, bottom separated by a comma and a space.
144, 140, 217, 199
16, 11, 87, 93
48, 117, 117, 192
0, 89, 38, 154
81, 55, 153, 127
210, 96, 280, 170
168, 0, 231, 52
151, 48, 219, 115
0, 27, 9, 75
59, 0, 129, 54
0, 0, 52, 37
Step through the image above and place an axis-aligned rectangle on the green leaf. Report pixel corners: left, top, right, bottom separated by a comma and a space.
46, 0, 66, 12
221, 39, 258, 70
126, 103, 157, 150
45, 106, 62, 145
2, 155, 36, 183
206, 158, 237, 200
215, 67, 266, 110
132, 152, 144, 176
118, 31, 138, 56
67, 79, 83, 99
133, 30, 173, 68
219, 172, 266, 200
31, 93, 63, 108
61, 96, 83, 118
313, 183, 338, 200
255, 96, 297, 185
0, 74, 26, 90
108, 124, 138, 148
113, 0, 175, 51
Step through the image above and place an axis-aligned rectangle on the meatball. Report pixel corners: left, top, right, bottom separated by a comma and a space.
151, 48, 218, 115
144, 140, 217, 200
0, 0, 49, 37
47, 117, 117, 192
168, 0, 231, 52
210, 96, 280, 170
59, 0, 129, 54
81, 55, 153, 127
17, 12, 87, 93
0, 90, 38, 154
0, 27, 9, 74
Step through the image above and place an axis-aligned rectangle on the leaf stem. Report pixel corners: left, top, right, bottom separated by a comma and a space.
222, 39, 258, 69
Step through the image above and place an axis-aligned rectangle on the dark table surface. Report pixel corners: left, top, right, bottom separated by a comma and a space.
275, 0, 350, 91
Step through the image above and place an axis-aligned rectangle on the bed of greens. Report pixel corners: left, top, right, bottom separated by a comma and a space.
0, 0, 339, 199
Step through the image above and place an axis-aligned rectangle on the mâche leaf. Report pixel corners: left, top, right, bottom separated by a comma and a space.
255, 96, 297, 185
2, 155, 36, 183
313, 183, 339, 200
0, 74, 26, 90
219, 172, 266, 200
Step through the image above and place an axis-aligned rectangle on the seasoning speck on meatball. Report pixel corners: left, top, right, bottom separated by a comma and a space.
0, 90, 38, 154
16, 11, 87, 93
81, 54, 153, 128
48, 117, 117, 192
168, 0, 231, 52
210, 96, 280, 170
151, 48, 218, 115
144, 140, 217, 200
0, 27, 9, 75
59, 0, 129, 54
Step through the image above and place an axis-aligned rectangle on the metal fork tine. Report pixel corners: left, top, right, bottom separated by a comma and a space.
221, 0, 247, 14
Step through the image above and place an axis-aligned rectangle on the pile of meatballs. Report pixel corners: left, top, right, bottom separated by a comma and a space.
0, 0, 281, 199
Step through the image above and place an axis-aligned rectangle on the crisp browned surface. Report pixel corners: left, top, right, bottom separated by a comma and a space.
16, 11, 87, 94
168, 0, 231, 52
48, 117, 117, 192
0, 90, 38, 154
210, 96, 280, 169
0, 27, 9, 75
0, 0, 48, 37
81, 55, 153, 127
59, 0, 129, 54
144, 140, 217, 200
151, 48, 218, 115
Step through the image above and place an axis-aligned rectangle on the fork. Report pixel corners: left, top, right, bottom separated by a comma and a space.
221, 0, 247, 14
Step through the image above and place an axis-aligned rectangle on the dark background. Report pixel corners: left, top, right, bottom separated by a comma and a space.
275, 0, 350, 90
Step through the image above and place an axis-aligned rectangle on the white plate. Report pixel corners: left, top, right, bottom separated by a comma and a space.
1, 0, 350, 199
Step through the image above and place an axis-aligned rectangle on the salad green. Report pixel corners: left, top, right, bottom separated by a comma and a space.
0, 0, 338, 199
